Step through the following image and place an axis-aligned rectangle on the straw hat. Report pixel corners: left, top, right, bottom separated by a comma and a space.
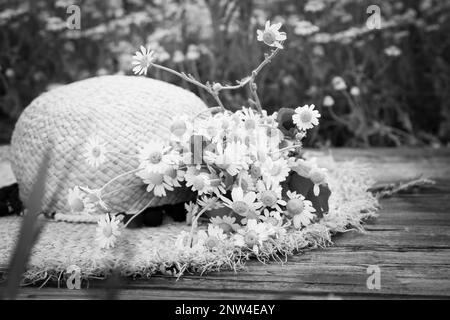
10, 75, 206, 222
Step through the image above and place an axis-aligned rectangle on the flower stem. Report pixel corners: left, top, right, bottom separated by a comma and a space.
102, 183, 143, 197
152, 63, 226, 109
151, 47, 281, 113
100, 168, 141, 192
218, 47, 281, 91
189, 202, 215, 235
124, 196, 156, 228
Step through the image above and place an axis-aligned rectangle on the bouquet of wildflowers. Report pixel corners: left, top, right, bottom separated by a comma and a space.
71, 21, 331, 255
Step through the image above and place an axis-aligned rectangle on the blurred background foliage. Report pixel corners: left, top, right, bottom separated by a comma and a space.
0, 0, 449, 147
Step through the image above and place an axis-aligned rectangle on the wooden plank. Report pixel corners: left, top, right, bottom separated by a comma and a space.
13, 287, 437, 300
308, 147, 450, 183
374, 195, 450, 226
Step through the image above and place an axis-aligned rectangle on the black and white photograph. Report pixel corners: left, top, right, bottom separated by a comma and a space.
0, 0, 449, 304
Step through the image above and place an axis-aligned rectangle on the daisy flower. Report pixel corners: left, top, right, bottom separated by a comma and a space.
132, 46, 156, 75
136, 170, 174, 197
172, 50, 185, 64
261, 208, 283, 227
165, 167, 185, 187
210, 215, 240, 233
84, 136, 107, 168
209, 171, 227, 196
206, 141, 249, 176
138, 142, 177, 174
293, 20, 319, 36
215, 113, 234, 136
79, 186, 108, 210
185, 168, 213, 195
237, 171, 256, 192
68, 186, 94, 214
248, 134, 272, 165
256, 180, 286, 212
332, 76, 347, 91
252, 126, 283, 153
261, 157, 290, 186
249, 165, 262, 179
197, 224, 228, 250
292, 104, 321, 131
233, 219, 274, 254
350, 86, 360, 96
384, 45, 401, 57
197, 196, 224, 210
323, 95, 335, 107
240, 209, 264, 225
256, 20, 287, 49
220, 186, 262, 218
261, 110, 277, 126
197, 117, 222, 142
96, 213, 121, 249
239, 107, 260, 131
285, 191, 316, 229
304, 0, 326, 12
169, 116, 192, 143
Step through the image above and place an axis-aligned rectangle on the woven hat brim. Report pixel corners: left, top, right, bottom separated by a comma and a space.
0, 156, 378, 284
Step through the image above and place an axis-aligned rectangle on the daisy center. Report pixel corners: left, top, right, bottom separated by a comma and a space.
219, 223, 232, 233
300, 111, 313, 123
149, 151, 162, 164
205, 236, 218, 249
262, 30, 277, 45
71, 198, 85, 212
286, 199, 304, 216
143, 56, 153, 67
147, 172, 164, 185
266, 217, 279, 226
261, 191, 277, 207
91, 147, 102, 158
232, 201, 249, 216
250, 166, 261, 178
102, 225, 113, 238
193, 177, 206, 190
244, 230, 259, 247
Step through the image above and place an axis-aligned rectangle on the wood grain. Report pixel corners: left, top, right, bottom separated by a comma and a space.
1, 147, 449, 299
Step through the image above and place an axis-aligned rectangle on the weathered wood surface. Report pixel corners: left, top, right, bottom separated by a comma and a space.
1, 147, 450, 299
